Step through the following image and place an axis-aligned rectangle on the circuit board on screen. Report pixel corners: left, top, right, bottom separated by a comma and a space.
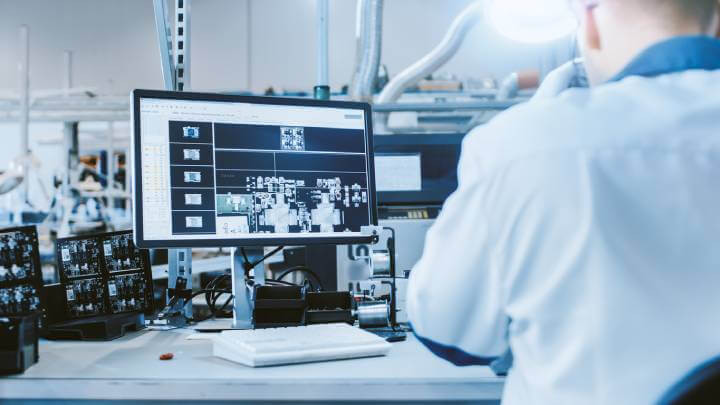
0, 226, 42, 316
55, 230, 153, 319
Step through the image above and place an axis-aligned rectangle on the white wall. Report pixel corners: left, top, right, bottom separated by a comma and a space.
0, 0, 576, 94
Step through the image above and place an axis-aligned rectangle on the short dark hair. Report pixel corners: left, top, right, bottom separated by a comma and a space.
597, 0, 718, 29
671, 0, 718, 28
640, 0, 717, 29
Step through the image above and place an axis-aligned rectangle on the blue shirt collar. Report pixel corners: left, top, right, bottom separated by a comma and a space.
609, 36, 720, 82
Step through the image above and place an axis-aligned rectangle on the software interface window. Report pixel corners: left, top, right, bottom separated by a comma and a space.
138, 98, 372, 242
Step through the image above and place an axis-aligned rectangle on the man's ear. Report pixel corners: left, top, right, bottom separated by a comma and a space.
584, 7, 602, 50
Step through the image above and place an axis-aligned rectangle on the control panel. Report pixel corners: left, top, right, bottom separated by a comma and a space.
0, 226, 42, 316
54, 230, 153, 320
377, 207, 439, 221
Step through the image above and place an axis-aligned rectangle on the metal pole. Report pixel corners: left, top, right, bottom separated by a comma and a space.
231, 248, 253, 329
153, 0, 175, 91
174, 0, 190, 91
62, 121, 79, 201
246, 0, 252, 91
152, 0, 195, 320
314, 0, 330, 100
57, 121, 78, 237
173, 0, 192, 319
317, 0, 329, 86
18, 25, 30, 204
106, 121, 114, 218
63, 50, 73, 96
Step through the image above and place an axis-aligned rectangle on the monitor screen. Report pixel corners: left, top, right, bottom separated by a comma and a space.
132, 90, 376, 248
373, 133, 464, 206
374, 153, 422, 192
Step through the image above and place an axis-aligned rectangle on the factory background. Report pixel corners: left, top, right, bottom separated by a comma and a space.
0, 0, 576, 209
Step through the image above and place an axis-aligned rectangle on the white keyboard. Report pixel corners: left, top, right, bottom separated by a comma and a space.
213, 323, 392, 367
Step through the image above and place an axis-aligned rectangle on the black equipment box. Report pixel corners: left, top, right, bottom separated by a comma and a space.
0, 312, 40, 375
0, 313, 40, 375
0, 226, 43, 317
253, 287, 353, 328
44, 230, 153, 340
0, 226, 42, 374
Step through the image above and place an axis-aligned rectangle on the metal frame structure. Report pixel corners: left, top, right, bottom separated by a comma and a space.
18, 26, 30, 203
314, 0, 331, 100
152, 0, 194, 320
316, 0, 329, 87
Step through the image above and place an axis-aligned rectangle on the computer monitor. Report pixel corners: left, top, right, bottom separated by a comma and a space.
373, 133, 464, 206
131, 90, 377, 248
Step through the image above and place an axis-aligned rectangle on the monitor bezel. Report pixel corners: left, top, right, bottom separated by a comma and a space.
132, 89, 377, 248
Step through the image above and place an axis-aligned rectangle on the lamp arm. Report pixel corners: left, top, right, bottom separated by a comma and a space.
376, 1, 484, 105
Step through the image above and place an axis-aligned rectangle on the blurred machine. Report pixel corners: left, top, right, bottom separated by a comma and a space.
337, 133, 464, 323
374, 133, 464, 269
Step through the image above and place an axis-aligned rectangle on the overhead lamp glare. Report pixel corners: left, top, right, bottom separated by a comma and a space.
487, 0, 578, 43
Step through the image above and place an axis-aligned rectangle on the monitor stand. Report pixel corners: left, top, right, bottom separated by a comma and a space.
155, 248, 192, 328
212, 228, 384, 331
231, 246, 263, 330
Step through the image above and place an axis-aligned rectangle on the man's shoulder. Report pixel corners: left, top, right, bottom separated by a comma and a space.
463, 88, 606, 173
464, 73, 720, 175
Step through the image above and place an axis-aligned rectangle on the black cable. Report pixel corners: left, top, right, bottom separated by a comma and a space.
205, 273, 232, 317
215, 294, 233, 314
276, 266, 325, 291
253, 246, 284, 267
187, 246, 312, 323
188, 285, 233, 322
197, 274, 299, 321
266, 279, 299, 287
203, 275, 227, 314
240, 246, 284, 276
188, 288, 232, 301
240, 247, 251, 267
301, 278, 316, 292
209, 289, 233, 318
205, 274, 229, 297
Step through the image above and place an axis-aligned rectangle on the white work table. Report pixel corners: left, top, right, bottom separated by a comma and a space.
0, 328, 504, 404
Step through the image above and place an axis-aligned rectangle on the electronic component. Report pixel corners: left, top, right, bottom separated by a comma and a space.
64, 279, 105, 317
0, 226, 42, 317
51, 230, 153, 322
107, 273, 149, 313
356, 301, 390, 328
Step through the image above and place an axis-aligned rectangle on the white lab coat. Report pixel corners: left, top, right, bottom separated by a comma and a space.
407, 68, 720, 404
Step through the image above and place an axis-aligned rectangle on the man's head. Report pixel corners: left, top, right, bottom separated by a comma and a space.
574, 0, 720, 85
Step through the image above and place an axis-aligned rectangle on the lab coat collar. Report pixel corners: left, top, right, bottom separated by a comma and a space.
609, 36, 720, 82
